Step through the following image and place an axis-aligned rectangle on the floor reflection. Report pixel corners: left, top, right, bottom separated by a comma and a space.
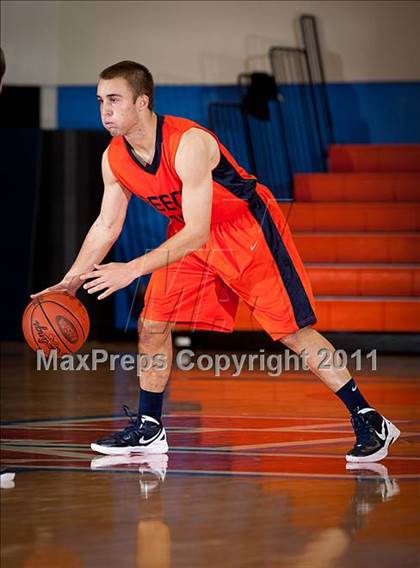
92, 454, 170, 568
78, 456, 406, 568
284, 463, 401, 568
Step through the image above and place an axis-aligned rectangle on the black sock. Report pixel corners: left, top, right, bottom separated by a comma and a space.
335, 378, 370, 414
138, 388, 164, 422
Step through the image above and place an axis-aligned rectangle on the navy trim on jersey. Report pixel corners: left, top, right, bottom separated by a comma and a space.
248, 193, 316, 327
123, 113, 164, 175
213, 153, 316, 328
212, 153, 256, 200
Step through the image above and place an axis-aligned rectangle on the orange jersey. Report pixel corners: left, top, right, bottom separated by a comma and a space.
108, 114, 270, 227
108, 114, 317, 338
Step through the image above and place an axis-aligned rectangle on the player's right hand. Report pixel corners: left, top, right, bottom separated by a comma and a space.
30, 276, 80, 299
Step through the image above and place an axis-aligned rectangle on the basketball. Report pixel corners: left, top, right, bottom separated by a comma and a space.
22, 291, 90, 356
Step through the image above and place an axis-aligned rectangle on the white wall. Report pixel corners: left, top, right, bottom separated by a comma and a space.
1, 1, 60, 85
2, 0, 420, 85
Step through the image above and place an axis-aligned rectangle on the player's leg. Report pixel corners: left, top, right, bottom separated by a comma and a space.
91, 251, 238, 456
280, 326, 400, 463
90, 318, 173, 456
137, 317, 175, 420
280, 326, 352, 390
222, 197, 399, 463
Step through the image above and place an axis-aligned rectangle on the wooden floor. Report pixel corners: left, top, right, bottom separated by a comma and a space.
1, 341, 420, 567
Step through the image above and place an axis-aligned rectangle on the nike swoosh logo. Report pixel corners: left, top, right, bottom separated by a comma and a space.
138, 430, 163, 445
351, 385, 357, 392
376, 421, 388, 441
250, 242, 257, 251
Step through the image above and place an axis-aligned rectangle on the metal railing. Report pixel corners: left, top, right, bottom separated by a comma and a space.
209, 99, 293, 198
209, 14, 333, 193
208, 102, 256, 175
269, 46, 325, 173
300, 14, 335, 156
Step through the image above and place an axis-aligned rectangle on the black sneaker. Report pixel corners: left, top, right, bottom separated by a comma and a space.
90, 406, 168, 456
346, 407, 400, 463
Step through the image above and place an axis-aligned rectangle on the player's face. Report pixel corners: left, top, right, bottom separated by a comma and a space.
97, 78, 138, 136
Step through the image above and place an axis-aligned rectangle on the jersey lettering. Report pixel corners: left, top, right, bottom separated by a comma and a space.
146, 191, 182, 214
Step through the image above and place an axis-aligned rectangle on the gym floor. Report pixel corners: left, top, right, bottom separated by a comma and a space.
1, 341, 419, 567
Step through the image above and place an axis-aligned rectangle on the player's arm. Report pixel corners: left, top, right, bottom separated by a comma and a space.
132, 128, 215, 273
81, 129, 217, 300
31, 149, 131, 298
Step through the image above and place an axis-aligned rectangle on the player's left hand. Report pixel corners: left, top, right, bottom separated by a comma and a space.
80, 262, 137, 300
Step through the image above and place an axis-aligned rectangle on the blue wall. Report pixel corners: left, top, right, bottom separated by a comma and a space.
328, 82, 420, 144
58, 85, 241, 130
58, 81, 420, 143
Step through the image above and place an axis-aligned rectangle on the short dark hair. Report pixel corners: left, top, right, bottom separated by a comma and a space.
99, 60, 154, 109
0, 47, 5, 82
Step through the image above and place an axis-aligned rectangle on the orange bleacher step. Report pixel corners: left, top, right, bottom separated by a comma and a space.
234, 297, 420, 333
329, 144, 420, 173
306, 264, 420, 296
315, 297, 420, 332
294, 173, 420, 202
294, 233, 420, 263
280, 203, 420, 232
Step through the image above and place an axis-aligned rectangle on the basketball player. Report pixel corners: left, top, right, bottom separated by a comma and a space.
32, 61, 400, 463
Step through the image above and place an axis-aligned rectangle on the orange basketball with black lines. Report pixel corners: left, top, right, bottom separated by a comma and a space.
22, 292, 90, 356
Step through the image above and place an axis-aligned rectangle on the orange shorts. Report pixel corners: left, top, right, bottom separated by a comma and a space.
141, 188, 317, 340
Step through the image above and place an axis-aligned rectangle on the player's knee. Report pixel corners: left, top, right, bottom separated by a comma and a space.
138, 318, 174, 349
280, 326, 312, 351
280, 330, 300, 350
